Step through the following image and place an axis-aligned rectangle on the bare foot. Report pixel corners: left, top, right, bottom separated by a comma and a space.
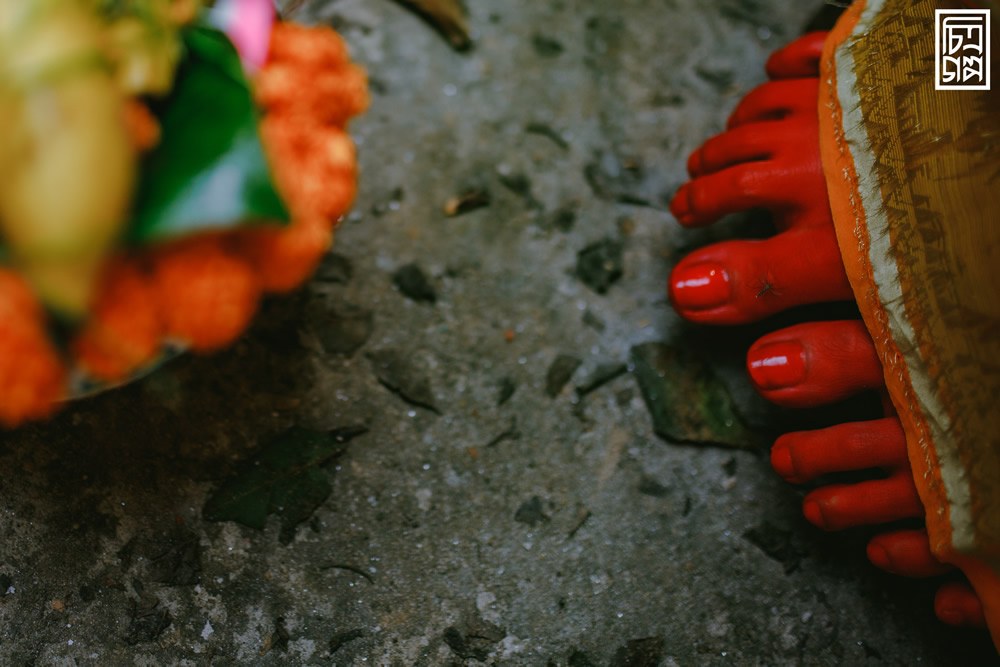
668, 32, 985, 629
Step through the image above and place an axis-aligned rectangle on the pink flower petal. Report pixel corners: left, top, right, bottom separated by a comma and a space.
213, 0, 275, 72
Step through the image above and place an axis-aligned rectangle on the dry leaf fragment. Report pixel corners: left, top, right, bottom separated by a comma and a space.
393, 0, 471, 50
444, 188, 491, 216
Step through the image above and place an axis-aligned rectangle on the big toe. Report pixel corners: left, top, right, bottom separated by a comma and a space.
669, 225, 852, 325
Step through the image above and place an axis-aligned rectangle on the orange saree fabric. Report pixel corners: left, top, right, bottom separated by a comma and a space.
818, 0, 1000, 647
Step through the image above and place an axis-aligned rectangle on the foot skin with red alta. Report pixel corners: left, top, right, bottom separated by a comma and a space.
668, 32, 985, 629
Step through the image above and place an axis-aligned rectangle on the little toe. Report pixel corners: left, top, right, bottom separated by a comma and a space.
867, 529, 953, 577
936, 582, 987, 627
802, 472, 924, 531
727, 79, 820, 129
771, 417, 908, 484
765, 31, 828, 80
747, 320, 883, 407
669, 225, 852, 324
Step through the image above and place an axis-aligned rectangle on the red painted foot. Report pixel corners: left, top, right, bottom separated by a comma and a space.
669, 32, 986, 629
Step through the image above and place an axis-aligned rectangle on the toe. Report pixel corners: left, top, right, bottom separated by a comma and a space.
867, 529, 953, 577
670, 120, 828, 229
765, 32, 828, 80
936, 582, 987, 627
687, 122, 782, 178
669, 162, 778, 228
802, 472, 924, 531
669, 225, 852, 324
670, 157, 823, 228
747, 320, 883, 407
669, 164, 765, 227
727, 79, 820, 129
771, 418, 907, 484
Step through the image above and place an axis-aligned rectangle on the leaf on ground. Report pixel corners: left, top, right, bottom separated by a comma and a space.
630, 342, 760, 449
203, 426, 367, 543
393, 0, 471, 50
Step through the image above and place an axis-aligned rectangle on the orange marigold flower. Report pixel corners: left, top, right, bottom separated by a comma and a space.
237, 216, 333, 293
260, 117, 358, 222
314, 127, 359, 220
72, 257, 163, 382
266, 22, 350, 69
0, 269, 66, 426
255, 20, 369, 126
255, 63, 369, 126
150, 236, 261, 352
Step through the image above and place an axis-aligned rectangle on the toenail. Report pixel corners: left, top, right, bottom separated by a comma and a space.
938, 607, 964, 626
687, 149, 703, 175
802, 500, 825, 528
747, 341, 807, 390
770, 444, 796, 480
670, 184, 691, 220
670, 263, 731, 310
866, 543, 893, 572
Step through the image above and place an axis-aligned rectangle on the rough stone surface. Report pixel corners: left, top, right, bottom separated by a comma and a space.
0, 1, 997, 665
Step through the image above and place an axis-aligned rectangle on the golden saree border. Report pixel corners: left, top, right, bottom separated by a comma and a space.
819, 0, 1000, 647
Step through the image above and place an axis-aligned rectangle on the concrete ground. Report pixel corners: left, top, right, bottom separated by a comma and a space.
1, 0, 998, 664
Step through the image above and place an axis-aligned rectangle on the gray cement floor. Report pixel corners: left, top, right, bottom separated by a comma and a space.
1, 1, 998, 664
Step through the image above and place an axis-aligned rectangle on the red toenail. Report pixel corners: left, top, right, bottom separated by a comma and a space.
770, 444, 795, 480
803, 500, 825, 528
866, 543, 893, 572
670, 263, 731, 310
938, 608, 964, 626
747, 341, 807, 390
670, 184, 691, 220
686, 149, 702, 175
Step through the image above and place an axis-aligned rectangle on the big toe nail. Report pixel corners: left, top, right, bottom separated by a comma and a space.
670, 262, 731, 310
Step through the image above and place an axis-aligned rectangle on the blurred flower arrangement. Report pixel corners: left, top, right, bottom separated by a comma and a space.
0, 0, 369, 426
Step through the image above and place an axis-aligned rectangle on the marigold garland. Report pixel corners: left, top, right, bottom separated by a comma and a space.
3, 21, 369, 425
0, 270, 66, 427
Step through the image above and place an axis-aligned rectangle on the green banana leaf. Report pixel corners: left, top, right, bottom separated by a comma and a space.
128, 25, 289, 244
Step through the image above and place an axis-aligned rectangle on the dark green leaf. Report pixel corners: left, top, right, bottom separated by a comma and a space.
630, 342, 760, 449
128, 26, 288, 243
203, 426, 367, 543
182, 26, 249, 86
